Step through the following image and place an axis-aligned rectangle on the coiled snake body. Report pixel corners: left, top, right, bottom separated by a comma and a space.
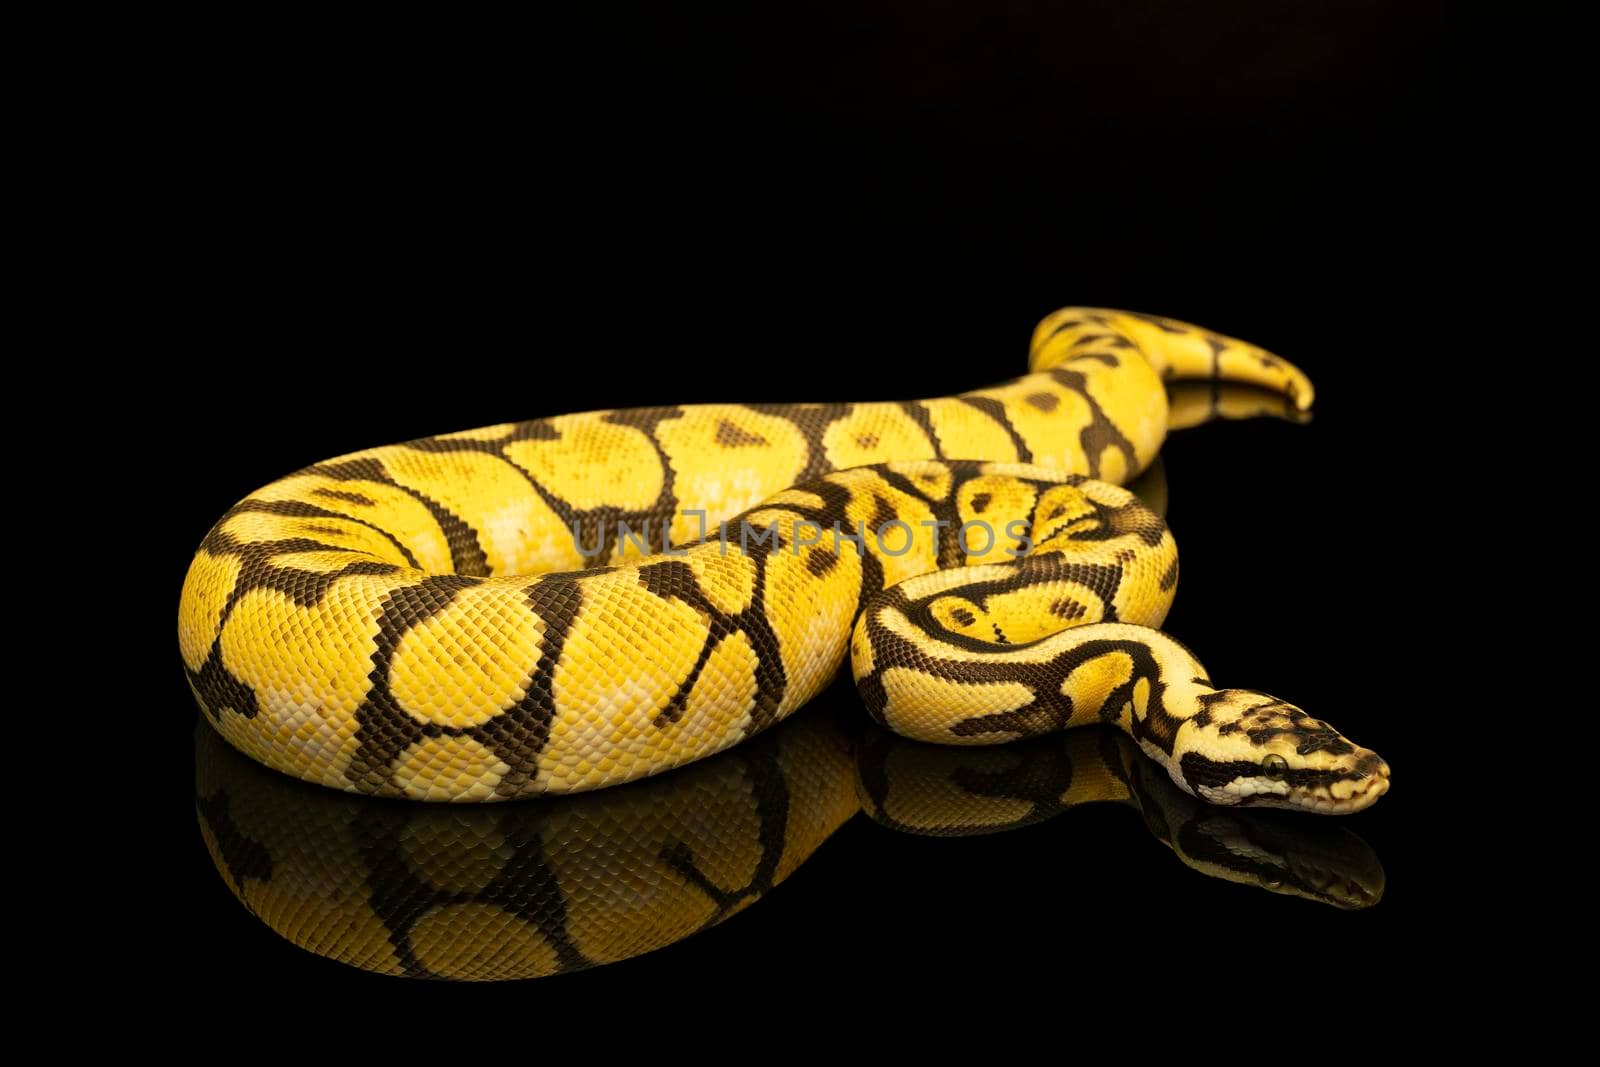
179, 308, 1389, 813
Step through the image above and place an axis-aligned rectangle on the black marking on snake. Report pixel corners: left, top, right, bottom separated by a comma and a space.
1025, 391, 1059, 413
638, 560, 731, 728
342, 575, 490, 795
745, 401, 850, 480
805, 478, 886, 614
402, 432, 516, 456
309, 456, 491, 576
1046, 368, 1139, 478
1205, 335, 1227, 383
745, 550, 796, 735
606, 407, 683, 511
1203, 340, 1228, 382
734, 547, 791, 735
221, 538, 402, 610
306, 457, 389, 482
855, 671, 891, 726
190, 643, 262, 721
956, 394, 1033, 462
634, 534, 798, 737
509, 419, 561, 441
898, 401, 943, 457
1050, 598, 1087, 619
807, 546, 839, 576
1122, 311, 1187, 335
715, 419, 769, 447
951, 687, 1075, 739
912, 468, 974, 566
228, 499, 422, 569
1160, 558, 1180, 591
868, 494, 899, 536
312, 488, 379, 507
868, 466, 933, 507
467, 574, 589, 797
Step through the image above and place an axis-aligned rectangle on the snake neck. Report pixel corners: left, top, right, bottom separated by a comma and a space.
1068, 626, 1219, 794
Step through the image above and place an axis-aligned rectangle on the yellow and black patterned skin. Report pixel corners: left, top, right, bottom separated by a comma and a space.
178, 307, 1388, 811
196, 713, 1383, 981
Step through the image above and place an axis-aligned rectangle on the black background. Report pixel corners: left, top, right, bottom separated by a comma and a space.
145, 1, 1448, 1014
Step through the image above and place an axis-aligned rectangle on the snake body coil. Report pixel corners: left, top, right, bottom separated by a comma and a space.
179, 308, 1389, 812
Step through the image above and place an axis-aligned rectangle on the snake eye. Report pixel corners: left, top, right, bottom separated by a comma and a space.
1262, 753, 1289, 780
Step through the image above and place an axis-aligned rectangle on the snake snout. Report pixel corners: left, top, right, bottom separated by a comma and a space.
1317, 752, 1390, 813
1356, 753, 1389, 778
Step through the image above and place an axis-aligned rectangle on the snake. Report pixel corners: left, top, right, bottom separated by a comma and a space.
195, 706, 1385, 981
178, 306, 1390, 813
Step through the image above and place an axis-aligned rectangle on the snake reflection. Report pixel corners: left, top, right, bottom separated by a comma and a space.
196, 705, 1383, 982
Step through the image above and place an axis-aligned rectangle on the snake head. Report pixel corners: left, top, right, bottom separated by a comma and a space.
1170, 689, 1389, 814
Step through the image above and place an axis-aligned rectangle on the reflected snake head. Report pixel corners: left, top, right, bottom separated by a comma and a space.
1173, 810, 1386, 908
1169, 689, 1390, 814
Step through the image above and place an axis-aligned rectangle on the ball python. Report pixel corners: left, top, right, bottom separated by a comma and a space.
178, 307, 1389, 812
195, 707, 1385, 981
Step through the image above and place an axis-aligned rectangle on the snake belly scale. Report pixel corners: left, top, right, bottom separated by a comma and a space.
178, 307, 1390, 812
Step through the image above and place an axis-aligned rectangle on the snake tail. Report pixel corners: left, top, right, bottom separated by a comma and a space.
1030, 307, 1314, 410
